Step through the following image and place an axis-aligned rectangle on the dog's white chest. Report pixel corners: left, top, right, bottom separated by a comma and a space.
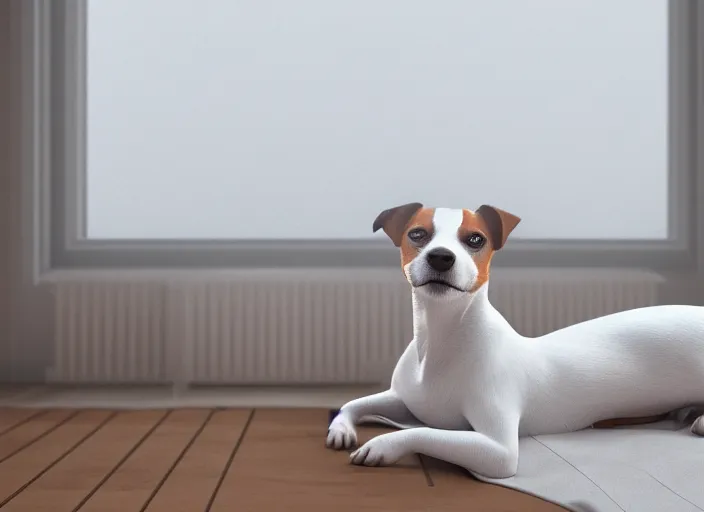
390, 341, 471, 431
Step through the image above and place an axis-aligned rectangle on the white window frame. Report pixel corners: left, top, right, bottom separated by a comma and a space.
21, 0, 704, 274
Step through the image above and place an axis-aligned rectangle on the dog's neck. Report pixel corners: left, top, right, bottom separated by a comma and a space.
412, 282, 520, 366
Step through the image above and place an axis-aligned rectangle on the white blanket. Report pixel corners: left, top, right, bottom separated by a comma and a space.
361, 413, 704, 512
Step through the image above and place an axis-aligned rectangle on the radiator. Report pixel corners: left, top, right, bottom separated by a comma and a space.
47, 269, 663, 385
49, 282, 166, 383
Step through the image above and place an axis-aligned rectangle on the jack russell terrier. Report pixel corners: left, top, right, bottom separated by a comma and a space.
326, 202, 704, 479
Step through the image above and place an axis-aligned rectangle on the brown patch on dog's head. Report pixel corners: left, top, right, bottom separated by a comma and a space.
475, 205, 521, 250
399, 208, 435, 269
462, 206, 520, 292
459, 210, 494, 292
372, 203, 424, 247
372, 203, 435, 272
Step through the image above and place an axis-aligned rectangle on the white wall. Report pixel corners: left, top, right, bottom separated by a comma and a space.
0, 0, 14, 376
86, 0, 667, 241
1, 1, 55, 383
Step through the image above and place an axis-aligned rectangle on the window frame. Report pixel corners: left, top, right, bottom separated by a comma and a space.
29, 0, 702, 271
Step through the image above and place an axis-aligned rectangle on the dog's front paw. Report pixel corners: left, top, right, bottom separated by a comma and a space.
326, 414, 357, 450
349, 432, 408, 467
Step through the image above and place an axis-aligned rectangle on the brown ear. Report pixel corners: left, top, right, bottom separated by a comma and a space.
476, 205, 521, 250
373, 202, 423, 247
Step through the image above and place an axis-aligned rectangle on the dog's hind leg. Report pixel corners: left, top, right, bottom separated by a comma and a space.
326, 389, 415, 450
674, 405, 704, 435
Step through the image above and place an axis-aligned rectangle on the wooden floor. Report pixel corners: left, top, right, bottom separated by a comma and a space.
0, 408, 565, 511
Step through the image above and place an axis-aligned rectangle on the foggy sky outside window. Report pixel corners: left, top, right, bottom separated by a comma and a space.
86, 0, 667, 240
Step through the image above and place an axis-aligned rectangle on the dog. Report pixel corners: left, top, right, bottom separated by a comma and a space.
325, 202, 704, 479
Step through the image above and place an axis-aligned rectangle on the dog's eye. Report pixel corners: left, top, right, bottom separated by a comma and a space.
466, 233, 485, 250
408, 228, 428, 243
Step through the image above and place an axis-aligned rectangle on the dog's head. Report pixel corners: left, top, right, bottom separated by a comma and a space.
373, 203, 520, 300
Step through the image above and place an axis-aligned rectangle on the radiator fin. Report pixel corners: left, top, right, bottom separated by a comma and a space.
51, 282, 165, 383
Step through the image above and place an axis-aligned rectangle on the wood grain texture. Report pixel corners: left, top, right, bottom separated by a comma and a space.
0, 409, 47, 436
144, 409, 251, 512
1, 410, 166, 512
208, 408, 433, 511
0, 409, 77, 463
77, 409, 211, 512
0, 410, 113, 507
0, 408, 567, 511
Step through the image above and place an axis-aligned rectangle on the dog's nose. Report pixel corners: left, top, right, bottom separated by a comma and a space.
426, 248, 456, 272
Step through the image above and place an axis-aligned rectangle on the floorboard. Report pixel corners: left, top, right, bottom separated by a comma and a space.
208, 408, 435, 511
144, 409, 251, 512
0, 408, 567, 511
0, 410, 76, 463
0, 410, 113, 508
0, 408, 46, 437
77, 409, 211, 512
0, 410, 166, 512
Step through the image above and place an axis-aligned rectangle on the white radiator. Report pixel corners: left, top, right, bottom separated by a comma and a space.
50, 282, 166, 383
47, 269, 663, 385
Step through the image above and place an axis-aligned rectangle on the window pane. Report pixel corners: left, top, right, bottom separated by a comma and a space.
86, 0, 668, 240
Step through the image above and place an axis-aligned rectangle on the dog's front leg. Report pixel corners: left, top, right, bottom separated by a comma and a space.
350, 421, 520, 479
326, 389, 413, 450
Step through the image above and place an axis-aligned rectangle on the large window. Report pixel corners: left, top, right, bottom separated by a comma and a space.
41, 0, 698, 268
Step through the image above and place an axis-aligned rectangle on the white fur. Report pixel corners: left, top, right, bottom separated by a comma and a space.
327, 208, 704, 478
